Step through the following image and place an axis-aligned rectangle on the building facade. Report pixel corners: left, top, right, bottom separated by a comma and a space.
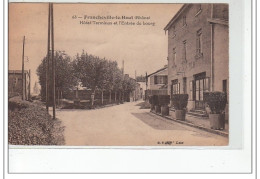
146, 66, 168, 97
8, 70, 31, 100
164, 4, 229, 113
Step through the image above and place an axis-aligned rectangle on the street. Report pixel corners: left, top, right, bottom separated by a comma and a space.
55, 101, 228, 146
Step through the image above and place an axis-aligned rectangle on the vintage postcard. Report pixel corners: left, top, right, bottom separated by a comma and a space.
8, 3, 229, 146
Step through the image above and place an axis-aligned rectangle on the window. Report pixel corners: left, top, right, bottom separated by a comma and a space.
195, 77, 209, 101
154, 75, 167, 84
173, 83, 180, 94
183, 40, 187, 62
196, 29, 202, 56
171, 80, 180, 95
223, 80, 227, 93
183, 16, 187, 26
154, 76, 157, 84
173, 48, 176, 67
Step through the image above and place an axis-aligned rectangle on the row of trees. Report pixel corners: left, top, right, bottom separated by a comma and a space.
37, 50, 137, 105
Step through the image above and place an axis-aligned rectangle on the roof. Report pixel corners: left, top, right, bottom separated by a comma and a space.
147, 66, 168, 77
164, 4, 189, 31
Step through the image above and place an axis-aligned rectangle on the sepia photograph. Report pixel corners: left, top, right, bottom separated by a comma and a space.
8, 3, 229, 146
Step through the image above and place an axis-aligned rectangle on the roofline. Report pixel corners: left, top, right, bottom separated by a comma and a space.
147, 67, 167, 77
164, 4, 189, 31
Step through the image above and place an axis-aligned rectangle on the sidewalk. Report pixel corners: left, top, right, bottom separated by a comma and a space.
151, 110, 229, 137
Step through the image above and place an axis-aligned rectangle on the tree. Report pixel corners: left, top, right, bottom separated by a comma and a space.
113, 68, 124, 102
73, 51, 103, 106
122, 75, 137, 101
73, 51, 126, 105
37, 51, 77, 103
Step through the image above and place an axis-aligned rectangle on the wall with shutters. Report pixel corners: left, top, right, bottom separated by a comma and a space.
148, 68, 168, 90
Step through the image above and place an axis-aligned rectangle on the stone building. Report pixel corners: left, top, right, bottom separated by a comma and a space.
164, 4, 229, 115
145, 66, 168, 98
8, 70, 31, 100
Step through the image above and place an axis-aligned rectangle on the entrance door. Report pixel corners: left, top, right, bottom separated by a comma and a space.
195, 79, 205, 109
194, 72, 209, 109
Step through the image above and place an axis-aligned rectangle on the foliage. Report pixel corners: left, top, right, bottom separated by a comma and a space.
203, 92, 227, 114
136, 75, 146, 82
148, 95, 158, 105
171, 94, 188, 110
123, 75, 136, 93
37, 50, 137, 104
8, 96, 65, 145
158, 95, 170, 106
37, 51, 77, 102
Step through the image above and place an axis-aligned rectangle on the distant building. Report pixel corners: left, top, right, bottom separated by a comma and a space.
146, 66, 168, 97
164, 4, 229, 117
137, 81, 146, 100
123, 74, 142, 102
8, 70, 31, 99
33, 82, 41, 95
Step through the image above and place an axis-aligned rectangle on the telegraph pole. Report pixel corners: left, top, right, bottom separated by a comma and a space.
29, 69, 31, 100
145, 72, 148, 100
46, 3, 51, 111
120, 60, 125, 102
135, 70, 137, 101
22, 36, 25, 100
51, 3, 56, 120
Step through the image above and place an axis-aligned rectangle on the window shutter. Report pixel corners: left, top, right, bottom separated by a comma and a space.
154, 76, 158, 84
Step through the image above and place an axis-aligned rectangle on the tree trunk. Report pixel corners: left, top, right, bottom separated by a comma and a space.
115, 91, 117, 102
57, 89, 59, 106
91, 88, 96, 107
61, 90, 63, 106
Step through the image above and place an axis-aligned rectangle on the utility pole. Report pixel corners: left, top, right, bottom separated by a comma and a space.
145, 72, 148, 91
22, 36, 25, 100
46, 3, 51, 112
135, 70, 137, 101
145, 72, 148, 100
122, 60, 124, 102
29, 69, 31, 100
51, 3, 56, 120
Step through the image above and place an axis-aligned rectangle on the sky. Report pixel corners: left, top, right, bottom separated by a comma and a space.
9, 3, 183, 88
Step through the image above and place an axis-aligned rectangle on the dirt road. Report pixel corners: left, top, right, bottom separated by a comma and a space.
55, 101, 228, 146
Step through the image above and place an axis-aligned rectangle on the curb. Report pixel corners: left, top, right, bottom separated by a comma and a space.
150, 111, 228, 138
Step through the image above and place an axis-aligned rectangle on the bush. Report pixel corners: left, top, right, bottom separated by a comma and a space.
148, 95, 158, 105
158, 95, 170, 106
203, 92, 227, 114
171, 94, 188, 110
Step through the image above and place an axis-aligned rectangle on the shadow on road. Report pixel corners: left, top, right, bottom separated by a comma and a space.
131, 112, 185, 130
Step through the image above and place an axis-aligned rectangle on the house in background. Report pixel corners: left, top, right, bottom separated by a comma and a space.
146, 65, 168, 98
136, 75, 146, 100
8, 70, 31, 100
164, 4, 228, 120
